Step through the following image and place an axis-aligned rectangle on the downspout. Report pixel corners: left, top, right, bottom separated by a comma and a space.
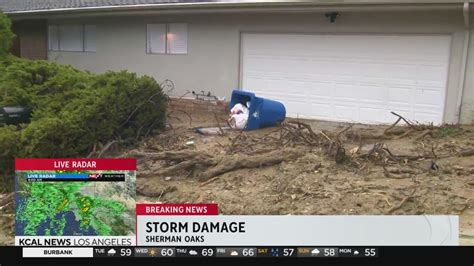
456, 1, 470, 123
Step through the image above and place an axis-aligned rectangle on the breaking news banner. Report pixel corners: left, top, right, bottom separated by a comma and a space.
136, 203, 459, 246
14, 158, 137, 247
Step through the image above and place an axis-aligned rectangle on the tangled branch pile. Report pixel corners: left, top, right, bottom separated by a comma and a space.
225, 120, 350, 164
133, 111, 473, 193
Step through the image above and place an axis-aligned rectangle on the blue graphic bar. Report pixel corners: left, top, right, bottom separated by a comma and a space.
27, 173, 89, 179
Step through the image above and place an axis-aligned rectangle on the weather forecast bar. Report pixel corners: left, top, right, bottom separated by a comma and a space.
21, 246, 378, 258
94, 246, 378, 258
15, 158, 137, 171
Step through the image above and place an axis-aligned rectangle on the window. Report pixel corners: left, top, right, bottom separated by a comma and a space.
48, 24, 96, 52
84, 25, 97, 52
167, 23, 187, 54
48, 25, 59, 51
146, 24, 166, 54
59, 25, 83, 51
146, 23, 188, 54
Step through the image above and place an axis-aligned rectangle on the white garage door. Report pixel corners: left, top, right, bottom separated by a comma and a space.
241, 33, 451, 124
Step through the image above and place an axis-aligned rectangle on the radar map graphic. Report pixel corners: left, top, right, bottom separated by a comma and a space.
15, 171, 136, 237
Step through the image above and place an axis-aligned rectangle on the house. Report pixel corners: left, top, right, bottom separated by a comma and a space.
1, 0, 473, 125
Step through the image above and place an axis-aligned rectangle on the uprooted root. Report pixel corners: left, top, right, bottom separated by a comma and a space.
225, 121, 351, 164
347, 112, 461, 141
132, 148, 306, 181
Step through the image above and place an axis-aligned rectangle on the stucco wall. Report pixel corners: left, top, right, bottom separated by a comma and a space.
48, 10, 472, 123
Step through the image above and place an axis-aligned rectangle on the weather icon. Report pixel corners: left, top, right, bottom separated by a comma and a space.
230, 251, 239, 256
271, 248, 279, 257
189, 250, 198, 256
311, 248, 320, 255
107, 249, 116, 256
148, 249, 157, 257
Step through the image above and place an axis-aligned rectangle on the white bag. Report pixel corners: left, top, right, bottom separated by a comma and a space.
230, 103, 249, 115
229, 113, 248, 129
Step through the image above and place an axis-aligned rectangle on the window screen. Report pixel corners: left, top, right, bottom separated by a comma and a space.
147, 23, 188, 54
84, 25, 96, 52
147, 24, 166, 54
48, 25, 59, 51
167, 23, 188, 54
59, 25, 84, 52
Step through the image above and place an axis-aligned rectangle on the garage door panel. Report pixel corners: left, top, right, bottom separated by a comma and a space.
360, 86, 386, 101
265, 79, 306, 96
309, 83, 334, 97
311, 105, 332, 120
415, 89, 444, 106
263, 78, 288, 94
360, 108, 391, 124
388, 103, 412, 111
334, 105, 358, 121
243, 77, 268, 97
242, 33, 450, 124
287, 103, 309, 117
388, 87, 414, 104
386, 65, 419, 79
360, 64, 389, 79
417, 66, 449, 81
333, 84, 361, 100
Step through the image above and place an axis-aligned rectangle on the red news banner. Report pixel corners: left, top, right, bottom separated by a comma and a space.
15, 158, 137, 171
136, 204, 219, 216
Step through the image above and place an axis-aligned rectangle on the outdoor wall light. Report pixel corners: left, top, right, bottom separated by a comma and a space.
325, 12, 340, 23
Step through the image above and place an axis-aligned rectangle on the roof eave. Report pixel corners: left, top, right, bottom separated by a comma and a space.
2, 0, 468, 18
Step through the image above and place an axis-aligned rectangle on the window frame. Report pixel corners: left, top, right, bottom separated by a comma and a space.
146, 23, 167, 55
48, 25, 60, 51
83, 25, 97, 52
166, 23, 188, 55
48, 24, 97, 53
146, 23, 188, 55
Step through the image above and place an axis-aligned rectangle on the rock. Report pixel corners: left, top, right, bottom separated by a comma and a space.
185, 140, 195, 146
349, 146, 359, 155
359, 144, 376, 154
164, 176, 172, 181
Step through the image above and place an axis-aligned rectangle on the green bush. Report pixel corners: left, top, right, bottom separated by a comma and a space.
0, 125, 19, 159
1, 57, 168, 158
0, 11, 15, 57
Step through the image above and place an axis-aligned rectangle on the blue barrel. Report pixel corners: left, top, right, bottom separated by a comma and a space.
229, 90, 286, 131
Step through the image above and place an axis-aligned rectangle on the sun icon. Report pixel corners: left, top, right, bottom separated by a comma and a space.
149, 249, 157, 257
